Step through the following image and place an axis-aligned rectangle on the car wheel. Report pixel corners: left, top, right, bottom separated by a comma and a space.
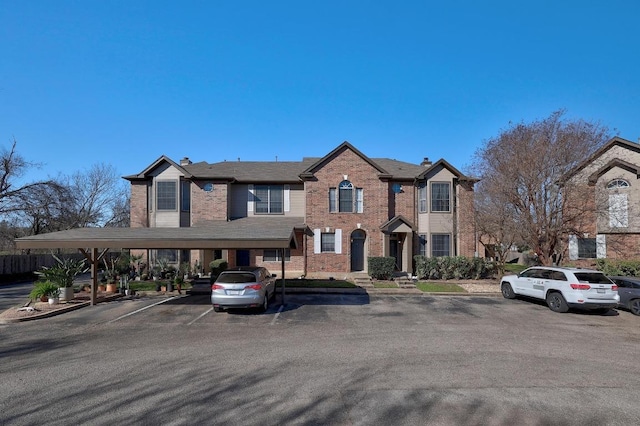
546, 292, 569, 313
213, 306, 223, 313
501, 282, 516, 299
258, 294, 268, 313
629, 299, 640, 316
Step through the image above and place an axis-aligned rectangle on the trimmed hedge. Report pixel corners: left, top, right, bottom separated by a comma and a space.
209, 259, 229, 282
413, 255, 494, 280
368, 257, 396, 280
595, 259, 640, 277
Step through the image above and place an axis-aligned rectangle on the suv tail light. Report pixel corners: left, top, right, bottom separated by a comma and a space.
244, 284, 262, 291
611, 285, 618, 291
212, 284, 224, 290
570, 284, 591, 290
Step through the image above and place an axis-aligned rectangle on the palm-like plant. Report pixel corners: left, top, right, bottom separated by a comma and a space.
37, 254, 89, 288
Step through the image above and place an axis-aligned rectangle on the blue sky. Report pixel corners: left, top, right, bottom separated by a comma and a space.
2, 1, 638, 182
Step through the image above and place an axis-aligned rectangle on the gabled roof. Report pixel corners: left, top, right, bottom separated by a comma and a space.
123, 155, 192, 181
416, 158, 476, 181
587, 158, 640, 185
299, 141, 392, 180
562, 136, 640, 183
379, 215, 415, 232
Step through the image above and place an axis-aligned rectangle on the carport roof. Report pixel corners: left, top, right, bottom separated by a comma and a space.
15, 217, 304, 250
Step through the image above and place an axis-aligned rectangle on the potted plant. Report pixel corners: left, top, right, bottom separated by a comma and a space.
36, 254, 89, 301
29, 281, 61, 304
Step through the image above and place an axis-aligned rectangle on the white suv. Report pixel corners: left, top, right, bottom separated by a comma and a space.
500, 266, 619, 313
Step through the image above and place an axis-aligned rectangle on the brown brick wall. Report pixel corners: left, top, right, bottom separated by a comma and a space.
191, 180, 228, 224
304, 149, 390, 274
457, 180, 477, 257
130, 182, 148, 228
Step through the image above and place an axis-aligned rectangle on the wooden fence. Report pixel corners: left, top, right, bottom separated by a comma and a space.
0, 253, 86, 275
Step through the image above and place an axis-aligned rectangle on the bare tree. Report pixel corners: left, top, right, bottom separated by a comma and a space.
0, 138, 57, 216
469, 110, 611, 266
58, 163, 129, 228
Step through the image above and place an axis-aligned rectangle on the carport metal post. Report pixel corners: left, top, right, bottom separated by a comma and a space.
280, 248, 286, 305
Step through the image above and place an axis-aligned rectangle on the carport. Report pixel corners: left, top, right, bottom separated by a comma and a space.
14, 217, 303, 306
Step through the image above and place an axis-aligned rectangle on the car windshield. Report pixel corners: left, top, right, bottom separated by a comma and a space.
574, 272, 613, 284
216, 273, 257, 284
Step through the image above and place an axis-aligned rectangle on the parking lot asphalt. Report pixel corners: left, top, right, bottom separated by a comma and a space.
0, 285, 502, 324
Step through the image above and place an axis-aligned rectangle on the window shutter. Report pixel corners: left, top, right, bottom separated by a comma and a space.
568, 235, 578, 260
284, 185, 290, 212
248, 184, 254, 212
596, 234, 606, 259
313, 229, 321, 253
335, 229, 342, 254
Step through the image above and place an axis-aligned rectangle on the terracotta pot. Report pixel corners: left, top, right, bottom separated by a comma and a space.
98, 285, 106, 292
105, 283, 117, 293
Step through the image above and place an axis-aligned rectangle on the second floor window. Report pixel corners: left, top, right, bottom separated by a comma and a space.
329, 180, 363, 213
418, 183, 427, 213
181, 181, 190, 211
255, 185, 284, 214
157, 181, 177, 210
431, 182, 450, 212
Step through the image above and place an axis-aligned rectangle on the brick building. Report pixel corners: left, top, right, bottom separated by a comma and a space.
563, 136, 640, 266
124, 141, 479, 278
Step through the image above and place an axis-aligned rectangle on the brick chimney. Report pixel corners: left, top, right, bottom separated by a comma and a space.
421, 157, 432, 167
180, 157, 192, 166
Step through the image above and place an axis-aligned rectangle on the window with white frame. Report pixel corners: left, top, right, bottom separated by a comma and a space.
418, 183, 427, 213
329, 180, 363, 213
263, 249, 290, 262
431, 234, 451, 257
578, 238, 596, 258
607, 179, 629, 228
255, 185, 284, 214
321, 233, 335, 252
431, 182, 450, 212
156, 181, 177, 210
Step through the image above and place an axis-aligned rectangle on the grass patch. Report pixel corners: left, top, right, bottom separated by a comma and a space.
415, 282, 467, 293
129, 281, 192, 291
503, 263, 527, 274
276, 279, 356, 288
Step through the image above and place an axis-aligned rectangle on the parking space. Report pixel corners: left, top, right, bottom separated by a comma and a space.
41, 292, 640, 333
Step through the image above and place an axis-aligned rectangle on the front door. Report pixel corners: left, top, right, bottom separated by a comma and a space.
350, 230, 366, 271
389, 234, 402, 270
236, 250, 250, 266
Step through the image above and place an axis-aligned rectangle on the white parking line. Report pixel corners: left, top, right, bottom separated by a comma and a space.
188, 307, 213, 325
107, 296, 179, 323
270, 304, 284, 325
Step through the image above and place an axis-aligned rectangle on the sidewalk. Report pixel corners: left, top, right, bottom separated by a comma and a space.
0, 282, 502, 324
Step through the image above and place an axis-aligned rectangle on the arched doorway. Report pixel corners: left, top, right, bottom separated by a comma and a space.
350, 229, 366, 271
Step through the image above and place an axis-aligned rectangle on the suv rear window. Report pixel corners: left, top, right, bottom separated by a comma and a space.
217, 273, 257, 284
574, 272, 612, 284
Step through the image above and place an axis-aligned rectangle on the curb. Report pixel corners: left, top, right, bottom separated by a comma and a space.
0, 293, 124, 324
